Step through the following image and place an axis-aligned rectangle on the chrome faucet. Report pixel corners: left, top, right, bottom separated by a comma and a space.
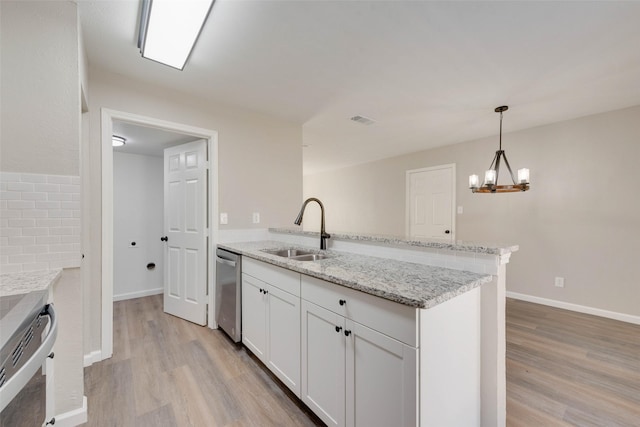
294, 197, 331, 250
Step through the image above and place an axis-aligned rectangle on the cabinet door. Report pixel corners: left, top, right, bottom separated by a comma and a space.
301, 301, 346, 427
345, 320, 417, 427
266, 285, 301, 397
241, 274, 267, 362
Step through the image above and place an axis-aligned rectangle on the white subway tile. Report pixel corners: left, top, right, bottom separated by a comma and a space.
36, 201, 60, 209
60, 201, 80, 210
36, 252, 61, 262
72, 227, 81, 235
8, 219, 36, 228
22, 210, 47, 218
37, 236, 60, 244
71, 176, 80, 185
71, 193, 81, 201
8, 236, 35, 246
50, 243, 75, 252
0, 183, 5, 191
0, 172, 21, 182
48, 210, 72, 218
7, 200, 35, 209
0, 219, 6, 228
21, 192, 47, 201
72, 210, 80, 218
34, 183, 60, 193
0, 264, 22, 273
22, 262, 49, 272
9, 254, 35, 263
47, 175, 72, 184
50, 227, 73, 235
0, 191, 21, 200
60, 235, 80, 244
20, 173, 47, 183
1, 245, 22, 255
36, 219, 61, 227
0, 201, 6, 209
7, 182, 34, 192
0, 228, 21, 237
22, 228, 49, 236
60, 218, 80, 227
47, 193, 72, 201
0, 237, 7, 247
0, 255, 7, 264
0, 209, 22, 218
22, 245, 49, 254
59, 184, 80, 193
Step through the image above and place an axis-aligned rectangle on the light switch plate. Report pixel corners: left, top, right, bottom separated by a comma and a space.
554, 277, 565, 288
220, 213, 228, 225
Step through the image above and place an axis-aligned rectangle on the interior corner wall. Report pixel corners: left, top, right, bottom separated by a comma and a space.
113, 152, 164, 300
304, 105, 640, 317
86, 67, 303, 354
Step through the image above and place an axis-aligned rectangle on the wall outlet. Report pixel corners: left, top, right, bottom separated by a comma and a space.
457, 206, 463, 214
220, 213, 228, 225
252, 212, 260, 224
554, 277, 565, 288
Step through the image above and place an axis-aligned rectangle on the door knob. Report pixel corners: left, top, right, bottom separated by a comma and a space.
160, 236, 168, 242
444, 230, 450, 234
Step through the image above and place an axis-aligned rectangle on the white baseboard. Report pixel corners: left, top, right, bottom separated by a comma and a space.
113, 287, 163, 302
83, 349, 102, 367
506, 292, 640, 325
44, 396, 87, 427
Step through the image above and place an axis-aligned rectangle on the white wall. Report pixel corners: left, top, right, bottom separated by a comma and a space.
305, 106, 640, 318
0, 0, 85, 419
86, 68, 303, 355
113, 152, 164, 300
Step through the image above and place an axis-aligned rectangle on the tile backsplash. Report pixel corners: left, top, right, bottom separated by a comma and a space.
0, 172, 81, 273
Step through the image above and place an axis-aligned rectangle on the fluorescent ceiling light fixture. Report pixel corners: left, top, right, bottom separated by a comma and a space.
112, 135, 126, 147
138, 0, 214, 70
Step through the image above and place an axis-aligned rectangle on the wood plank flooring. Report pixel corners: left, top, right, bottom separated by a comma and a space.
506, 298, 640, 427
83, 295, 323, 427
83, 295, 640, 426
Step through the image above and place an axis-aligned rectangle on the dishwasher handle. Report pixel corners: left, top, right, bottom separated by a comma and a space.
0, 304, 58, 412
216, 257, 236, 268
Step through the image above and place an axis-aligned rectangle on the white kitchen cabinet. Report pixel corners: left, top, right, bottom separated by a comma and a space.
242, 258, 301, 397
301, 278, 418, 427
241, 274, 268, 361
301, 300, 346, 427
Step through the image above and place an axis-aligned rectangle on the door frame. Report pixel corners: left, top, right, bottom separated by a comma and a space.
405, 163, 456, 242
101, 108, 219, 359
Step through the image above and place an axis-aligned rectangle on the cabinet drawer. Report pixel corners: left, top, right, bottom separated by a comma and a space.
243, 258, 300, 296
301, 275, 418, 347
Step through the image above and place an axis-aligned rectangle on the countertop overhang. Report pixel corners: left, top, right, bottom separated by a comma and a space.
219, 241, 492, 309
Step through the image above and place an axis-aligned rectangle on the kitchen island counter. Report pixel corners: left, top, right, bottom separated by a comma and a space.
218, 240, 491, 309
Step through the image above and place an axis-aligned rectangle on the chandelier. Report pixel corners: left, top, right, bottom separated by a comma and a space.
469, 106, 530, 193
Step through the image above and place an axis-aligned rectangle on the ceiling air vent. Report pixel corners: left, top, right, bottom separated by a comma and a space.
350, 115, 376, 125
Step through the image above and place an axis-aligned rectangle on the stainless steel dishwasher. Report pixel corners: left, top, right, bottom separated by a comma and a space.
215, 248, 242, 342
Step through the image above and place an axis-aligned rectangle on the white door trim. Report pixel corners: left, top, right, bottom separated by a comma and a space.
100, 108, 219, 360
405, 163, 456, 241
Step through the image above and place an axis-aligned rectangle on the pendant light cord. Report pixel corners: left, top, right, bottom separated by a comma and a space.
499, 111, 503, 151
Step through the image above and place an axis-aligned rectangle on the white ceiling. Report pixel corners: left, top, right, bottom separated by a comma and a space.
113, 121, 199, 157
79, 0, 640, 174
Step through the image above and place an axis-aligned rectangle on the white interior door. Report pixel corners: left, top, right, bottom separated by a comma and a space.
163, 139, 208, 325
406, 164, 455, 242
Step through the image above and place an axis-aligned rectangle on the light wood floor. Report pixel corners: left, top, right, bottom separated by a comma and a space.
83, 295, 323, 427
83, 295, 640, 427
506, 298, 640, 427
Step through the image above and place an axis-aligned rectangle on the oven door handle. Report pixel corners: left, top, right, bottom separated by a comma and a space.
0, 304, 58, 412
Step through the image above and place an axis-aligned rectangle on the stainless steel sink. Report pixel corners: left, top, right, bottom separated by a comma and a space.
262, 248, 329, 261
265, 249, 313, 258
290, 254, 329, 261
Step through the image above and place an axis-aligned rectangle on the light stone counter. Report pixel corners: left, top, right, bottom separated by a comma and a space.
0, 269, 62, 297
218, 241, 492, 309
270, 227, 519, 255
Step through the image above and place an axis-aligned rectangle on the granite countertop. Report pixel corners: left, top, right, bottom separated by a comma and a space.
0, 269, 62, 297
219, 241, 492, 309
270, 227, 519, 255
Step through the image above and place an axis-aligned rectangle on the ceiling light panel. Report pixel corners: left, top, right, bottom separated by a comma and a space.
140, 0, 214, 70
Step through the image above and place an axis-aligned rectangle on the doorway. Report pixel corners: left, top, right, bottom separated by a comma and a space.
405, 164, 456, 242
101, 109, 218, 360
